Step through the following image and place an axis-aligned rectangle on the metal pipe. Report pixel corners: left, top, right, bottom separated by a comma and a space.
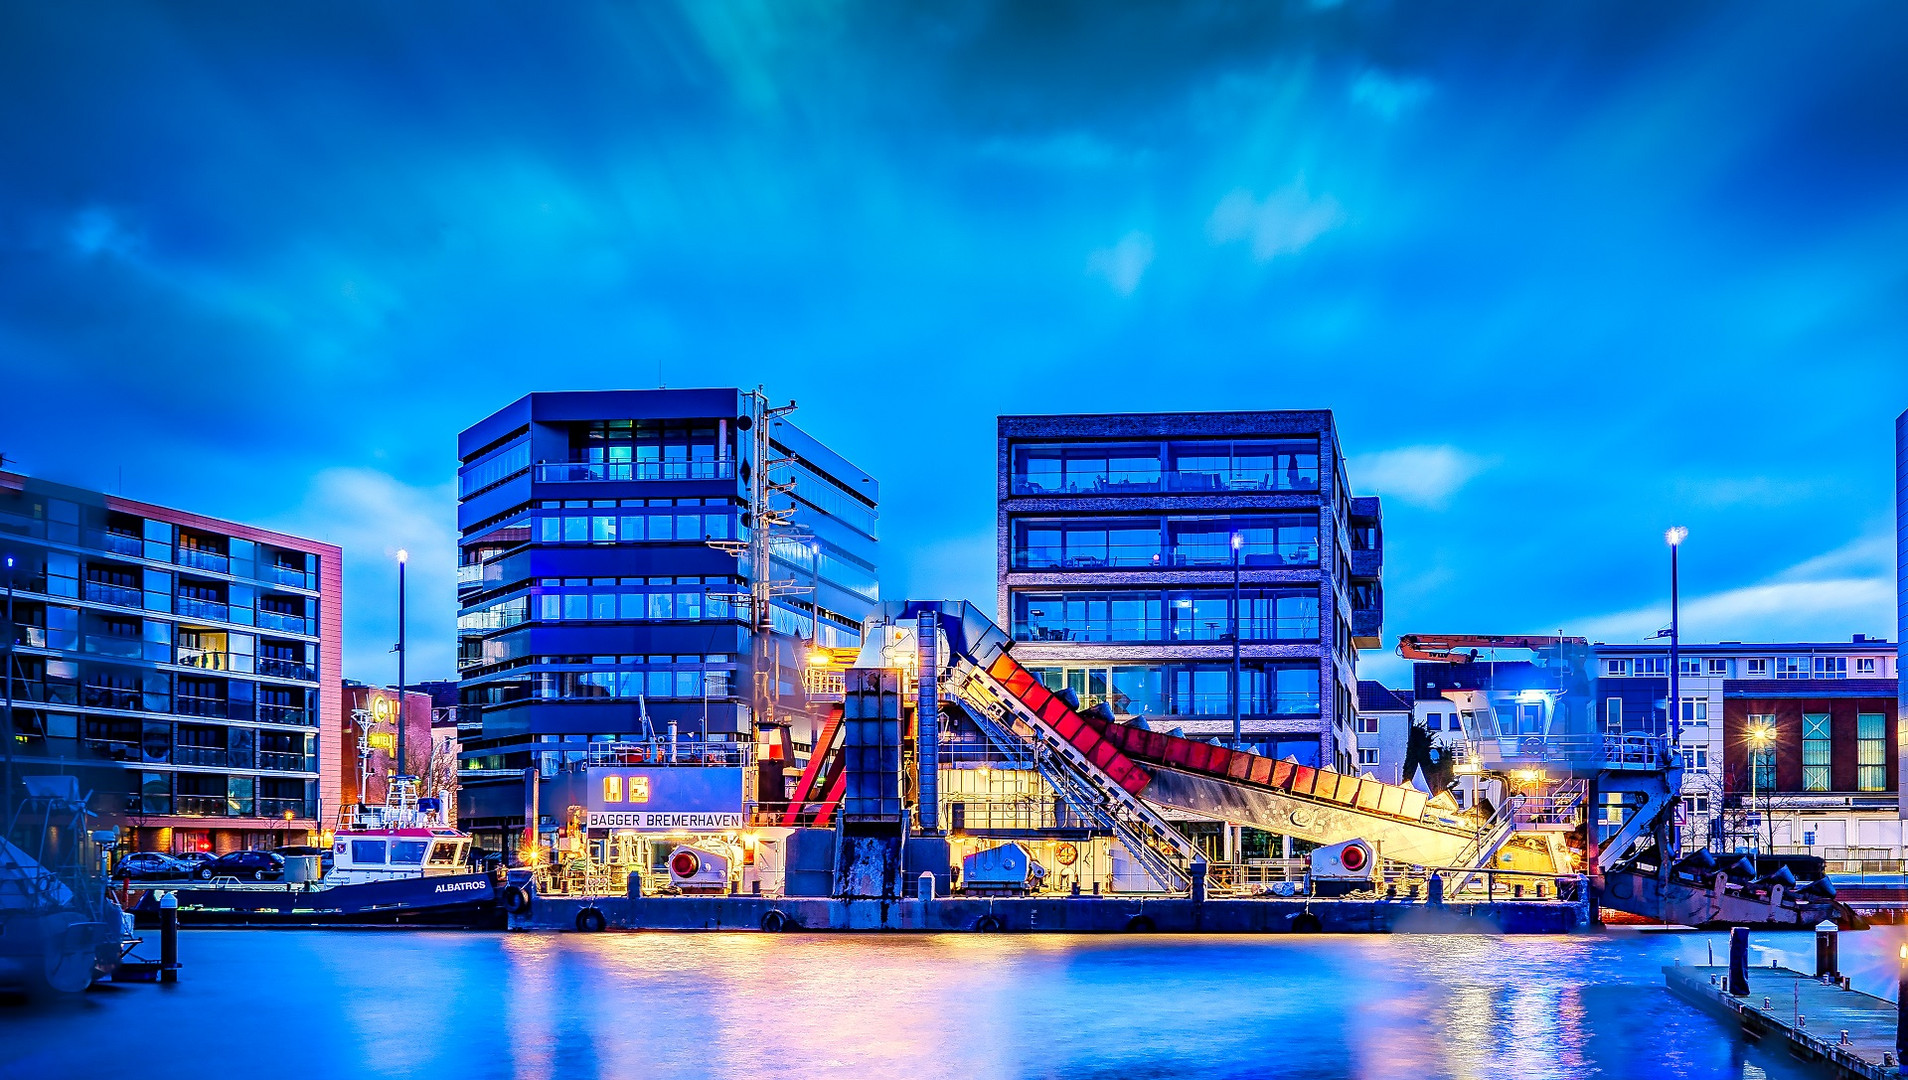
1230, 532, 1242, 748
396, 552, 408, 778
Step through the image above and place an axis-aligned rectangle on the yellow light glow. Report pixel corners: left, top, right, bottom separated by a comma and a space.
1665, 526, 1687, 547
1747, 723, 1776, 747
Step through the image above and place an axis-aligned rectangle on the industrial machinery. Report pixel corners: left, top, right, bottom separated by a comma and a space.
666, 844, 735, 893
959, 843, 1047, 896
1307, 839, 1376, 898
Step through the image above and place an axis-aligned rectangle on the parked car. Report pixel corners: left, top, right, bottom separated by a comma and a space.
113, 851, 187, 881
172, 851, 219, 874
199, 850, 285, 882
274, 844, 334, 875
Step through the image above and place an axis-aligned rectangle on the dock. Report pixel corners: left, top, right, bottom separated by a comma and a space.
1664, 963, 1901, 1079
512, 893, 1588, 934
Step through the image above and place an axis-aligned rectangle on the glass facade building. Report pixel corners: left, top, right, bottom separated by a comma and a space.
0, 472, 341, 855
454, 389, 879, 848
996, 412, 1381, 770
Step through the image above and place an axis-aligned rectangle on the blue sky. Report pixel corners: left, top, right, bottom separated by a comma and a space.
2, 2, 1904, 685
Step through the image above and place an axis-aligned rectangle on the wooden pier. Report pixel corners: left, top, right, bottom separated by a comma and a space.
1664, 962, 1901, 1079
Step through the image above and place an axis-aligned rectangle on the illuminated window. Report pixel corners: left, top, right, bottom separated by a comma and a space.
603, 775, 624, 803
629, 776, 651, 803
1858, 713, 1886, 791
1801, 713, 1829, 792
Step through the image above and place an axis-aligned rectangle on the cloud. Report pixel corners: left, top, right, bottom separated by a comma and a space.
1347, 445, 1492, 509
1207, 179, 1346, 260
262, 468, 460, 684
1350, 69, 1434, 119
1086, 231, 1155, 295
1573, 530, 1895, 644
67, 207, 142, 260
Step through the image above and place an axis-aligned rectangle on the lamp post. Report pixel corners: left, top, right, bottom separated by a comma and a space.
1230, 531, 1243, 749
2, 554, 13, 814
1665, 527, 1686, 750
1747, 722, 1775, 852
395, 549, 408, 780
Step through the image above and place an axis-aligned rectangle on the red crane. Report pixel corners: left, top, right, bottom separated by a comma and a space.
1396, 633, 1588, 664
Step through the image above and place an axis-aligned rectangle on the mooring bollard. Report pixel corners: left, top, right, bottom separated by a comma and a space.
1190, 858, 1208, 904
1726, 926, 1750, 996
919, 871, 936, 902
159, 890, 180, 985
1815, 920, 1839, 979
627, 871, 643, 899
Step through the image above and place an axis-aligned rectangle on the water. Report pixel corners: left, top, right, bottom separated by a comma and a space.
5, 926, 1906, 1079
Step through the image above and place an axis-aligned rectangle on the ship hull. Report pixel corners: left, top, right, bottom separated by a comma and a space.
131, 873, 504, 929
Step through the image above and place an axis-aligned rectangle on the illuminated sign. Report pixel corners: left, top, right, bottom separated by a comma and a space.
367, 732, 396, 753
584, 767, 744, 830
371, 696, 393, 722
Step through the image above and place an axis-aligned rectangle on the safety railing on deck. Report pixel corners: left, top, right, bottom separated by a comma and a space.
580, 740, 752, 768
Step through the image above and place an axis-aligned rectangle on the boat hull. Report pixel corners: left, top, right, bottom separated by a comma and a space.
131, 872, 504, 929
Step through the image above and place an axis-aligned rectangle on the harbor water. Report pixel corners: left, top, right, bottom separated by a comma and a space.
6, 926, 1908, 1080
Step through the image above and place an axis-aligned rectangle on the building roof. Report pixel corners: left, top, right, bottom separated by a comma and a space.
1593, 637, 1894, 651
1357, 680, 1415, 713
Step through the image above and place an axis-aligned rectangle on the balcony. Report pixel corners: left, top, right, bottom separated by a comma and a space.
12, 626, 46, 649
176, 547, 229, 573
88, 530, 144, 557
256, 702, 313, 727
176, 596, 230, 622
535, 460, 736, 483
1010, 467, 1322, 497
174, 745, 230, 768
79, 685, 141, 711
257, 657, 316, 681
258, 797, 309, 819
177, 648, 232, 671
267, 564, 312, 589
258, 750, 314, 773
82, 580, 142, 608
175, 695, 230, 719
255, 609, 310, 635
174, 794, 232, 817
457, 563, 486, 591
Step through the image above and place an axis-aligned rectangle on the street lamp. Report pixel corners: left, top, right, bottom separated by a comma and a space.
1666, 526, 1686, 857
1747, 721, 1775, 852
1230, 531, 1243, 749
394, 548, 408, 780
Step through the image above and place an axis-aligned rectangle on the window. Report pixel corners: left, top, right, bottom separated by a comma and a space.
1802, 712, 1830, 792
1707, 658, 1729, 677
1681, 748, 1708, 770
1679, 659, 1702, 676
1423, 714, 1440, 732
1636, 656, 1666, 676
1680, 698, 1708, 724
1356, 716, 1379, 734
1357, 748, 1380, 767
1745, 658, 1769, 677
1775, 657, 1808, 679
1604, 659, 1631, 677
1813, 656, 1848, 679
390, 841, 429, 865
350, 840, 387, 864
1858, 712, 1887, 791
1857, 657, 1877, 676
1747, 714, 1777, 791
1689, 794, 1709, 815
1605, 697, 1622, 734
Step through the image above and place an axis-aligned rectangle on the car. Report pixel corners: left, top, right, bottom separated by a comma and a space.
274, 844, 334, 875
113, 851, 187, 881
172, 851, 219, 874
198, 850, 285, 882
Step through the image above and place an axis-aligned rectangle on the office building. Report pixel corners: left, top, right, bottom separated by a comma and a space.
0, 471, 341, 854
996, 411, 1381, 770
1898, 407, 1907, 820
453, 389, 879, 853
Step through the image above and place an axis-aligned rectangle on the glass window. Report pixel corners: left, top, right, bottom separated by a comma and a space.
1858, 712, 1886, 791
1801, 712, 1830, 792
390, 840, 429, 865
350, 840, 387, 864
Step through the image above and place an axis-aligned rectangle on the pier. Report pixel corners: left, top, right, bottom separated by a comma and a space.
1664, 961, 1901, 1078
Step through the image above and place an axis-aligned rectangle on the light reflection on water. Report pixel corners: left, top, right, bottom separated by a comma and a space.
5, 925, 1905, 1080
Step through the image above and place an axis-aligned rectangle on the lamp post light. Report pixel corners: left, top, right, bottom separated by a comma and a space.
1230, 531, 1243, 749
1666, 526, 1687, 858
1747, 722, 1775, 853
2, 554, 13, 812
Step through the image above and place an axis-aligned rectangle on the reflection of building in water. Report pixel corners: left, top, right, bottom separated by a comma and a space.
996, 410, 1383, 771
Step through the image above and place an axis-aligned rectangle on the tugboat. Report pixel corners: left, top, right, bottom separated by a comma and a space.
132, 779, 502, 928
1, 775, 135, 994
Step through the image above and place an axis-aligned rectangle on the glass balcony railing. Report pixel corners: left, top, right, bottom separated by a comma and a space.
176, 596, 230, 622
457, 564, 485, 589
82, 580, 142, 607
175, 695, 229, 719
257, 657, 316, 681
12, 626, 46, 649
268, 564, 312, 589
255, 610, 310, 634
256, 702, 313, 726
80, 685, 141, 710
258, 751, 313, 773
257, 797, 308, 819
1011, 467, 1321, 496
174, 794, 232, 817
535, 460, 736, 483
176, 548, 230, 573
88, 531, 144, 556
174, 745, 230, 768
177, 649, 232, 671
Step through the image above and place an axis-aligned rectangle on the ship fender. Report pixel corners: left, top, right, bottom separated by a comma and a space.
974, 913, 1005, 933
760, 909, 790, 933
501, 885, 532, 915
1124, 915, 1156, 933
575, 908, 607, 933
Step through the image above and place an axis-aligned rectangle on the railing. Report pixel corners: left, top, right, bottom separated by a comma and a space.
258, 751, 314, 773
12, 626, 46, 648
580, 740, 752, 767
256, 702, 313, 726
84, 635, 142, 659
174, 794, 232, 817
1016, 619, 1322, 644
175, 695, 230, 719
88, 530, 144, 556
255, 609, 309, 634
457, 564, 485, 588
176, 547, 229, 573
803, 668, 846, 702
1170, 545, 1318, 568
82, 580, 142, 607
176, 596, 230, 621
177, 648, 231, 671
258, 797, 308, 819
79, 685, 140, 710
1010, 468, 1321, 496
1011, 545, 1320, 570
257, 657, 316, 681
535, 460, 736, 483
174, 745, 230, 767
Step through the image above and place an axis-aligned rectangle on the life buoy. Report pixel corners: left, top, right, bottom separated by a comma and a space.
974, 914, 1004, 932
1290, 912, 1323, 934
1124, 915, 1156, 933
501, 885, 532, 915
576, 908, 607, 932
1055, 843, 1079, 867
760, 909, 789, 933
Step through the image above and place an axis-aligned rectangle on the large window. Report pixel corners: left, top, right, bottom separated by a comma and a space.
1010, 589, 1318, 643
1027, 663, 1319, 718
1008, 438, 1320, 495
1013, 593, 1163, 642
1801, 712, 1830, 792
1858, 712, 1886, 791
1012, 444, 1162, 494
1167, 516, 1318, 567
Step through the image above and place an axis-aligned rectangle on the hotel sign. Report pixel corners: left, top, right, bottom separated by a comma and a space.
584, 767, 746, 831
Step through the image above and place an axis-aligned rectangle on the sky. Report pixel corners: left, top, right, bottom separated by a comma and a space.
2, 2, 1905, 686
